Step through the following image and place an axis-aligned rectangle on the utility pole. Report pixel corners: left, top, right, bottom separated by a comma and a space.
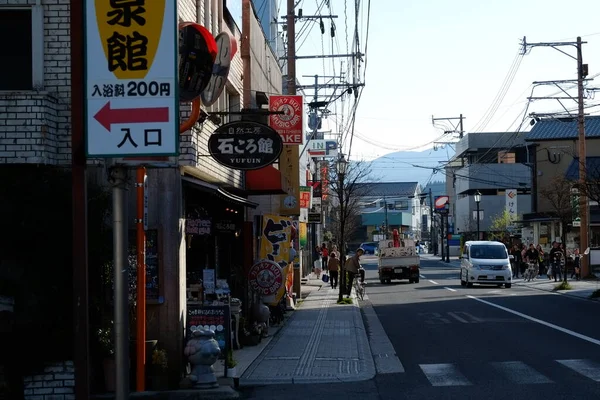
432, 114, 466, 138
522, 36, 590, 277
383, 196, 389, 240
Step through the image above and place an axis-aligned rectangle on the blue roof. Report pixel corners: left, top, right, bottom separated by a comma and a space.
355, 182, 418, 197
565, 157, 600, 180
525, 116, 600, 141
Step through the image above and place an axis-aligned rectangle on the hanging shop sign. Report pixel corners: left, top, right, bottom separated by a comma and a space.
269, 95, 304, 144
307, 140, 338, 158
85, 0, 178, 157
200, 31, 238, 106
178, 22, 217, 102
299, 186, 311, 209
185, 218, 212, 235
208, 121, 283, 170
434, 195, 450, 214
248, 259, 283, 296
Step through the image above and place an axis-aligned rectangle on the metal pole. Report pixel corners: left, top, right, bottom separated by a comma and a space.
286, 0, 296, 95
440, 215, 445, 262
429, 189, 434, 254
576, 36, 590, 277
338, 174, 345, 303
384, 196, 389, 239
476, 202, 480, 240
70, 0, 90, 397
445, 215, 450, 263
111, 166, 130, 400
135, 167, 146, 391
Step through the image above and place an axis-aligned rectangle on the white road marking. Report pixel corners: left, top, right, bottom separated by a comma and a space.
429, 280, 439, 285
419, 363, 471, 386
557, 359, 600, 381
444, 287, 457, 292
419, 274, 426, 278
490, 361, 553, 384
447, 311, 469, 323
467, 295, 600, 347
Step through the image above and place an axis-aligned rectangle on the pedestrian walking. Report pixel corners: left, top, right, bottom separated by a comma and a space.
327, 252, 339, 289
344, 248, 364, 296
321, 243, 329, 273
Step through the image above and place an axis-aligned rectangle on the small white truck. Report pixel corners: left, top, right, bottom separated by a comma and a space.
377, 239, 421, 284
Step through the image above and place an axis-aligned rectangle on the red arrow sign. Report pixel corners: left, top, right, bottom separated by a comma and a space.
94, 101, 169, 131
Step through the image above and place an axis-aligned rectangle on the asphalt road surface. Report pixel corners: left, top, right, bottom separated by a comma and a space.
241, 257, 600, 399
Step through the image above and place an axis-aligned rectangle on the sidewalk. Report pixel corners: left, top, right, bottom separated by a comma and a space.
514, 276, 600, 301
212, 276, 325, 384
238, 279, 376, 385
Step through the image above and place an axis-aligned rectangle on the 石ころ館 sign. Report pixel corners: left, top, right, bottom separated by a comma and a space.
84, 0, 179, 157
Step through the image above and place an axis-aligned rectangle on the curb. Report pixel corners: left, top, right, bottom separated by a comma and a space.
514, 280, 600, 302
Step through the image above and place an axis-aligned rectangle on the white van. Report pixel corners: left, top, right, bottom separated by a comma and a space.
460, 241, 512, 288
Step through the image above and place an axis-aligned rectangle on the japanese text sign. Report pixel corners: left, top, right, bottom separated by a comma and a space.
269, 95, 304, 144
208, 121, 283, 170
505, 189, 517, 220
299, 186, 311, 209
85, 0, 179, 157
187, 305, 230, 353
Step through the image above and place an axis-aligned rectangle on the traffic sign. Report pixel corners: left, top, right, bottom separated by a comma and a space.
84, 0, 179, 157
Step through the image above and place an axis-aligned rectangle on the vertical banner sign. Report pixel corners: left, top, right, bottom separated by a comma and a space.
268, 95, 304, 144
85, 0, 179, 157
299, 186, 311, 209
571, 188, 581, 227
299, 222, 308, 248
279, 145, 301, 216
320, 161, 329, 201
505, 189, 517, 221
259, 214, 293, 306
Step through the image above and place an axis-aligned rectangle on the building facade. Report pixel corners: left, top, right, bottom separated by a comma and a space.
522, 116, 600, 251
445, 132, 532, 238
0, 0, 292, 395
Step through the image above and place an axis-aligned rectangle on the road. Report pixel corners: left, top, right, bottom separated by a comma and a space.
241, 257, 600, 399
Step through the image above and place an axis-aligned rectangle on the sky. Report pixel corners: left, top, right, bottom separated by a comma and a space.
290, 0, 600, 172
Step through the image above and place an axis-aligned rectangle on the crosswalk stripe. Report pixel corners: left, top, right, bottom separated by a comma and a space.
419, 363, 471, 386
490, 361, 553, 384
557, 359, 600, 381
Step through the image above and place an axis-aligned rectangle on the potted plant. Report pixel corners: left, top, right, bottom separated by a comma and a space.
225, 349, 238, 378
149, 348, 169, 390
97, 321, 115, 392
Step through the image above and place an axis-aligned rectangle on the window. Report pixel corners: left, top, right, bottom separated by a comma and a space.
498, 151, 515, 164
470, 245, 508, 259
394, 200, 408, 210
0, 9, 32, 90
0, 7, 43, 91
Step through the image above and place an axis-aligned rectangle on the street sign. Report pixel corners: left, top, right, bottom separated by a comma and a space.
307, 140, 338, 158
434, 195, 449, 214
85, 0, 179, 157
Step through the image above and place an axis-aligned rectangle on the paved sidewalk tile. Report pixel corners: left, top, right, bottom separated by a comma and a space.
239, 287, 376, 385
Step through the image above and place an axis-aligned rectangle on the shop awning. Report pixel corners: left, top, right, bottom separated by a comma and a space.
182, 175, 259, 209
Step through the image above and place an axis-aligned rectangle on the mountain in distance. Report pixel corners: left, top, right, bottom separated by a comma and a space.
365, 147, 455, 186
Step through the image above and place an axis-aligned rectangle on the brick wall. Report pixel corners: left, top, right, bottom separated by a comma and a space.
23, 361, 75, 400
0, 0, 71, 165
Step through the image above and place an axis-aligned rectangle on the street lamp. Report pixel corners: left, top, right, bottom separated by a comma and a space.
337, 154, 348, 303
474, 190, 481, 240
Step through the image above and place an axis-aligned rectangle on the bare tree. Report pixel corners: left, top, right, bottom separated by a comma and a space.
538, 175, 575, 282
572, 158, 600, 205
327, 160, 373, 251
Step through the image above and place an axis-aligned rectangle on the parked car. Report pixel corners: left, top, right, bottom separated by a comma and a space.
460, 241, 512, 288
359, 242, 378, 255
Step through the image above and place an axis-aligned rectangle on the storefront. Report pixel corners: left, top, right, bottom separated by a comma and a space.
182, 175, 257, 304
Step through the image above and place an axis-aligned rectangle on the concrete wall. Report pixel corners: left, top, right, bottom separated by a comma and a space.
455, 193, 532, 234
